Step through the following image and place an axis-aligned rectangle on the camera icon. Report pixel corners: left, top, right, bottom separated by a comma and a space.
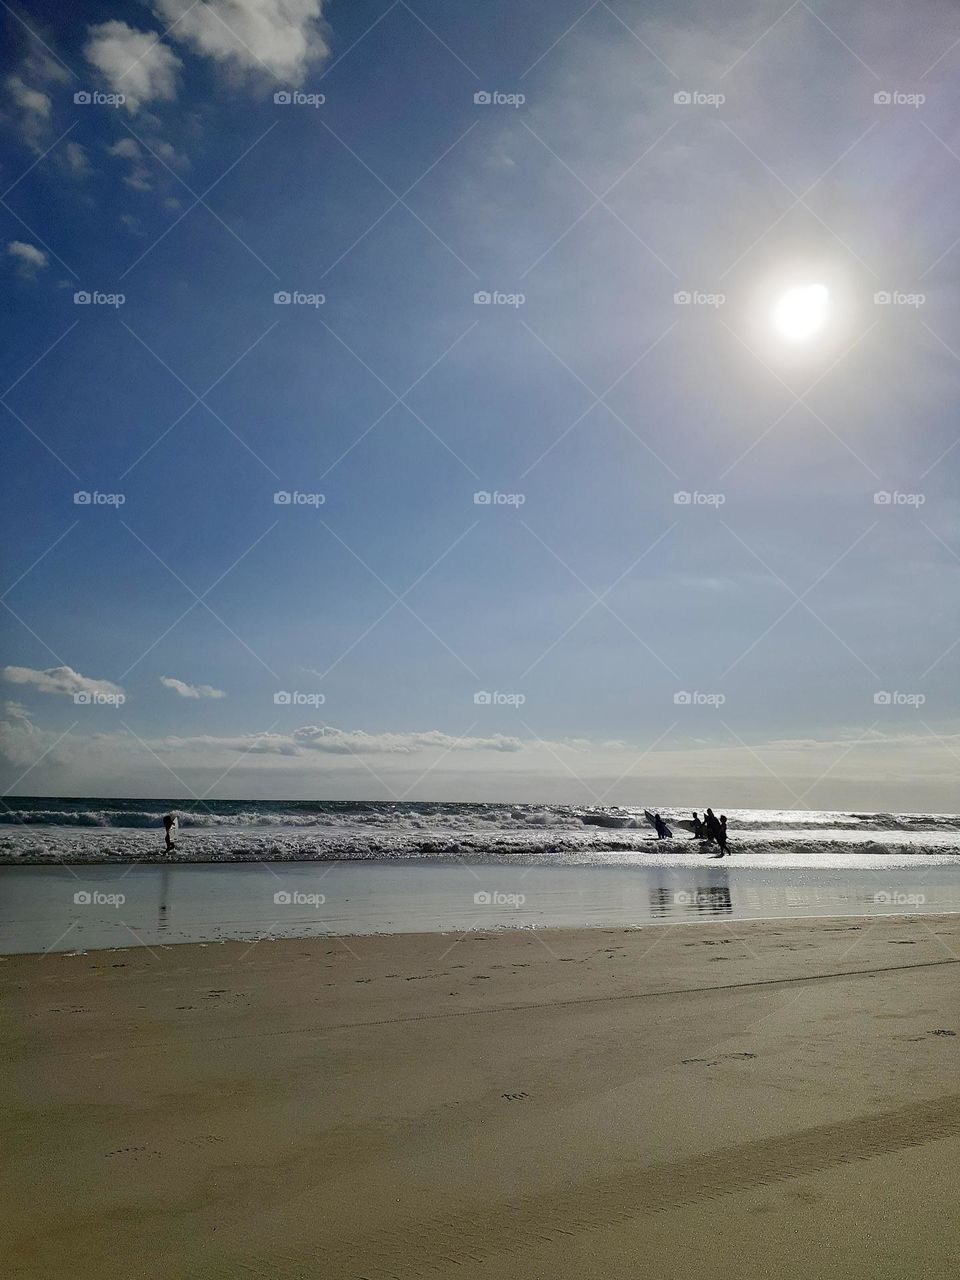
874, 691, 892, 705
473, 491, 492, 504
73, 692, 92, 704
874, 91, 892, 105
274, 691, 292, 705
673, 491, 692, 504
274, 90, 292, 104
474, 891, 492, 904
73, 890, 91, 904
273, 291, 291, 304
874, 890, 892, 903
874, 291, 891, 304
673, 290, 691, 304
74, 491, 92, 504
74, 291, 91, 305
273, 890, 292, 904
73, 91, 91, 105
673, 691, 692, 704
474, 691, 492, 704
474, 91, 492, 105
674, 91, 691, 105
473, 290, 491, 304
873, 491, 892, 504
273, 491, 292, 504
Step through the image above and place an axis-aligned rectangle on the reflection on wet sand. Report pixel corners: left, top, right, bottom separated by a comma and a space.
649, 868, 732, 917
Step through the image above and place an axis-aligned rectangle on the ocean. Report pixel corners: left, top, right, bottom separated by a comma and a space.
3, 797, 960, 865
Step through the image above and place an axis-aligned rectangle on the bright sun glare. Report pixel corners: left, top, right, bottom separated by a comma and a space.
771, 283, 830, 343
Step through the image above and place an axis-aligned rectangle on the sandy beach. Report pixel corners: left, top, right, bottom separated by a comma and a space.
4, 912, 960, 1278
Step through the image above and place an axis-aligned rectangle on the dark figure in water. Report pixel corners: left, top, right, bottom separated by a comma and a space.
691, 811, 705, 838
653, 813, 671, 839
162, 813, 176, 852
717, 815, 729, 856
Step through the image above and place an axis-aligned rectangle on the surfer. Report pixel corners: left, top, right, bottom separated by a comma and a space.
162, 813, 176, 852
717, 815, 729, 856
691, 811, 705, 838
653, 813, 671, 839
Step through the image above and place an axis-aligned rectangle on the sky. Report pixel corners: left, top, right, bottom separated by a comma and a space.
1, 0, 959, 808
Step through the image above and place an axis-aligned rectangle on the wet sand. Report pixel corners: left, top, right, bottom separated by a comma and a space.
4, 914, 960, 1278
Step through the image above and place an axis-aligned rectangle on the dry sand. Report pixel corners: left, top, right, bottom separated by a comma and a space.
3, 913, 960, 1279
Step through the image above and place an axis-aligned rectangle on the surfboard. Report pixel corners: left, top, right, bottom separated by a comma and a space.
644, 809, 672, 837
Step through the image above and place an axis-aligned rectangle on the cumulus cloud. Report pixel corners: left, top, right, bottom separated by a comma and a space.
6, 75, 51, 120
61, 140, 90, 178
152, 0, 329, 85
7, 240, 48, 272
84, 21, 182, 111
160, 677, 226, 699
4, 41, 69, 152
3, 665, 124, 699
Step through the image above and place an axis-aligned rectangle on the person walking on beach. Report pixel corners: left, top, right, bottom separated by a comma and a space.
704, 808, 724, 856
716, 815, 729, 857
691, 811, 705, 838
162, 813, 177, 853
653, 813, 671, 839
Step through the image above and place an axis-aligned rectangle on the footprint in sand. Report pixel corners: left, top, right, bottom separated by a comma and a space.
930, 1029, 956, 1037
501, 1092, 530, 1101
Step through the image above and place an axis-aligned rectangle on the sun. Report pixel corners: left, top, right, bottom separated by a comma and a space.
771, 283, 831, 343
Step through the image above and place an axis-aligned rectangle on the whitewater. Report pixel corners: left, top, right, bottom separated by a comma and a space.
3, 798, 960, 866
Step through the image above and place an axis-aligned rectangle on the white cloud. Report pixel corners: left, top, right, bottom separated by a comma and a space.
6, 74, 51, 119
3, 665, 123, 699
107, 137, 140, 159
153, 0, 329, 85
84, 21, 182, 112
160, 677, 226, 699
7, 240, 48, 271
4, 42, 69, 152
62, 140, 90, 178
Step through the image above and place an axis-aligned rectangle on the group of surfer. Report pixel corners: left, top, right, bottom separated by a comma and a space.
650, 808, 729, 856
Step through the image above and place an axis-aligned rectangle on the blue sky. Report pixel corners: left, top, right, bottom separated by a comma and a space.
2, 0, 960, 806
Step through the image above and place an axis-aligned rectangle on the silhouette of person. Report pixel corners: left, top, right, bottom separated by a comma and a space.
717, 814, 729, 856
162, 813, 176, 852
691, 811, 705, 838
653, 813, 670, 839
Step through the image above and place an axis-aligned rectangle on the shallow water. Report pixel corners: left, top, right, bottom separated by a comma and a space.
2, 860, 957, 954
